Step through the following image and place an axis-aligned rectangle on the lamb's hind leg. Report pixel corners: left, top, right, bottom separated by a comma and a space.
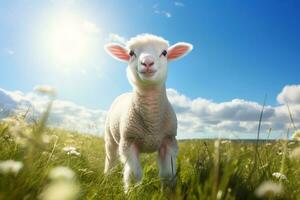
158, 136, 178, 188
119, 142, 142, 192
104, 130, 118, 174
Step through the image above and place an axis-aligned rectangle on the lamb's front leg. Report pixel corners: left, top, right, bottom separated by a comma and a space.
119, 141, 142, 192
158, 137, 178, 188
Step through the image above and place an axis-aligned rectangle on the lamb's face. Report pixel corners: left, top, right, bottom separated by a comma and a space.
105, 34, 193, 88
126, 41, 169, 86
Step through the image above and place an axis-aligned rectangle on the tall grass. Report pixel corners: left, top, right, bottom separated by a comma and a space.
0, 120, 300, 199
0, 102, 299, 199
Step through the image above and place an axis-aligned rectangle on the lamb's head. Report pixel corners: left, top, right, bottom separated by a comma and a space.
105, 34, 193, 88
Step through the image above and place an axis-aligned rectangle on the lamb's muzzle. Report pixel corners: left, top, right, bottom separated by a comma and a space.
140, 55, 155, 67
103, 33, 193, 192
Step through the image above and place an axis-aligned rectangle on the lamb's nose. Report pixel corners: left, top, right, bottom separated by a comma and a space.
141, 57, 154, 68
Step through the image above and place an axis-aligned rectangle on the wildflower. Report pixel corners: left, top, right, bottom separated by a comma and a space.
272, 172, 287, 180
221, 140, 231, 144
63, 146, 76, 152
34, 85, 57, 97
49, 166, 75, 181
292, 130, 300, 141
68, 150, 80, 156
216, 190, 222, 200
0, 160, 23, 175
40, 181, 79, 200
255, 181, 283, 198
63, 146, 80, 156
290, 147, 300, 160
42, 134, 58, 144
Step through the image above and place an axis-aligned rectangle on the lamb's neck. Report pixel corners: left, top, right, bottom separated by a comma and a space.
133, 85, 167, 130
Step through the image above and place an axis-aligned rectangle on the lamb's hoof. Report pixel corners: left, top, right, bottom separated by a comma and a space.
161, 176, 177, 192
124, 181, 142, 194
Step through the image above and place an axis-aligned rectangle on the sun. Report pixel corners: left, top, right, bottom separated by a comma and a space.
45, 14, 95, 67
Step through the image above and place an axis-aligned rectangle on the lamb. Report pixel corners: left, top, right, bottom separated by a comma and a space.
103, 34, 193, 191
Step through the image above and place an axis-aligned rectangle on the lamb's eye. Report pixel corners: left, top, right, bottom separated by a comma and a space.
129, 50, 136, 57
161, 50, 167, 57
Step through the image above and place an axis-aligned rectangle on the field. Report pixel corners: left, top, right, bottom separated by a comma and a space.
0, 117, 300, 200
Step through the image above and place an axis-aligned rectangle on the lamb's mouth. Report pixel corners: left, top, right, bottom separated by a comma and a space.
138, 70, 157, 77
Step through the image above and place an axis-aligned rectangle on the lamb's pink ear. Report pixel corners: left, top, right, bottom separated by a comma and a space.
167, 42, 193, 61
104, 43, 130, 62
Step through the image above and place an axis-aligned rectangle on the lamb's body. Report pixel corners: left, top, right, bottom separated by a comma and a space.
105, 87, 177, 153
103, 34, 192, 191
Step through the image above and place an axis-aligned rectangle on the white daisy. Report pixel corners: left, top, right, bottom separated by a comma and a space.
272, 172, 287, 180
63, 146, 76, 152
63, 146, 80, 156
255, 181, 283, 198
49, 166, 75, 181
0, 160, 23, 175
40, 181, 79, 200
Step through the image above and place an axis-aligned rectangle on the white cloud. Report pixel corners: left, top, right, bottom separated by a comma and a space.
1, 84, 299, 139
0, 88, 31, 115
167, 86, 300, 138
153, 3, 172, 18
108, 33, 127, 45
277, 85, 300, 105
162, 11, 172, 18
46, 100, 106, 134
0, 88, 106, 135
154, 10, 172, 18
174, 2, 184, 7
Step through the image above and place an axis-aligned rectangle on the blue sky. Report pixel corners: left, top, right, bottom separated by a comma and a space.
0, 0, 299, 138
1, 0, 299, 109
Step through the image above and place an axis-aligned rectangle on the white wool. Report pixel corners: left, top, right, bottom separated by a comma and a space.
104, 33, 192, 191
126, 34, 169, 50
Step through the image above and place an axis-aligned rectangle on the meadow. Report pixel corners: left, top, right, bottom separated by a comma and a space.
0, 114, 300, 200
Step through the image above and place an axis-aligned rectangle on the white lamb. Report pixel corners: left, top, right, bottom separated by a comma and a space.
104, 34, 193, 191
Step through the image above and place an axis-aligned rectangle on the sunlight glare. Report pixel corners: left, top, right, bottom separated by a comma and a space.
46, 14, 96, 67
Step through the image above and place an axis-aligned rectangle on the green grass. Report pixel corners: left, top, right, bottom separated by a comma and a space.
0, 119, 299, 200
